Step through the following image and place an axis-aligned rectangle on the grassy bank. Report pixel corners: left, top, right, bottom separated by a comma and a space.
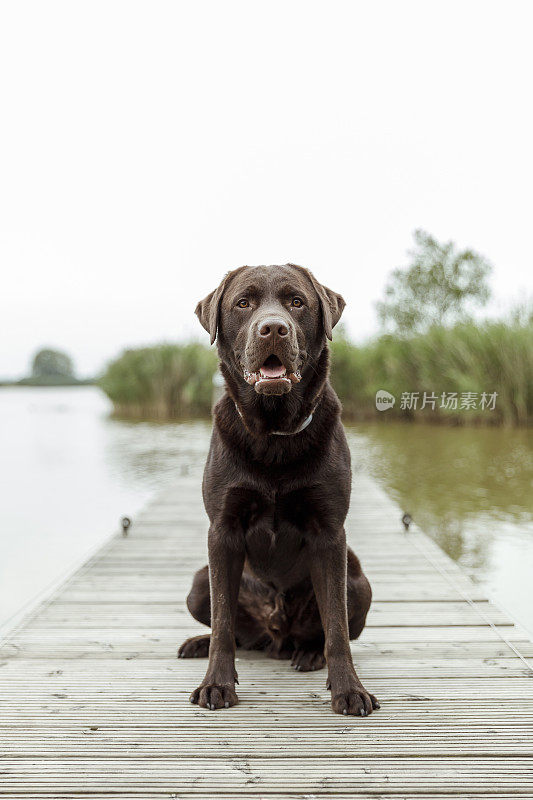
100, 320, 532, 425
15, 377, 94, 386
331, 320, 532, 426
100, 343, 217, 418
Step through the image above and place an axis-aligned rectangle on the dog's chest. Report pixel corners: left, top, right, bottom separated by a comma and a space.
242, 494, 312, 581
220, 484, 328, 581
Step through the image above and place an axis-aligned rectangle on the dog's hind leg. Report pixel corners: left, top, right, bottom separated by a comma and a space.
287, 581, 327, 671
178, 634, 210, 658
178, 565, 211, 658
178, 565, 274, 658
291, 637, 326, 671
347, 548, 372, 641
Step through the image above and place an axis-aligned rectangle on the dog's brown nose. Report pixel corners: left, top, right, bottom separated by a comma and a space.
258, 318, 289, 338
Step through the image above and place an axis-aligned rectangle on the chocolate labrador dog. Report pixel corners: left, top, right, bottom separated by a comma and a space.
178, 263, 379, 716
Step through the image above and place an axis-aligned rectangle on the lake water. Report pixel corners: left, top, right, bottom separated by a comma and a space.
1, 386, 532, 638
345, 423, 533, 635
0, 386, 211, 639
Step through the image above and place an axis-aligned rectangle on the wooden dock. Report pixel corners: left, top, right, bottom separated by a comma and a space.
1, 466, 533, 797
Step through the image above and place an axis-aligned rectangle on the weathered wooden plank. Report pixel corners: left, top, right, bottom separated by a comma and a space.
57, 575, 487, 605
2, 637, 530, 660
1, 757, 533, 792
1, 655, 530, 678
2, 727, 533, 757
27, 600, 512, 628
1, 676, 532, 702
1, 796, 532, 800
1, 700, 533, 726
3, 624, 528, 650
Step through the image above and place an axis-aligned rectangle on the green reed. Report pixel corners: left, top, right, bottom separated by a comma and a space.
330, 320, 533, 426
99, 343, 218, 419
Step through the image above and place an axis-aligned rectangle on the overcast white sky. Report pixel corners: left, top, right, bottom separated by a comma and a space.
1, 0, 532, 378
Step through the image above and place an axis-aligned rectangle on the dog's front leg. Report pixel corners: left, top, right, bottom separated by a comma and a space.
189, 525, 244, 710
310, 529, 379, 716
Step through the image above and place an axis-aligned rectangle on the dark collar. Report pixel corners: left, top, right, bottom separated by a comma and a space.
234, 402, 314, 436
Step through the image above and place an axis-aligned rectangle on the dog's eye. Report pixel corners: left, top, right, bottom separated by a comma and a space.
291, 297, 303, 308
237, 298, 250, 308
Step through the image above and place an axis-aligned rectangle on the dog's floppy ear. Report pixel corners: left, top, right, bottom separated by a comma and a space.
195, 270, 238, 344
195, 286, 223, 345
302, 268, 346, 340
317, 282, 346, 340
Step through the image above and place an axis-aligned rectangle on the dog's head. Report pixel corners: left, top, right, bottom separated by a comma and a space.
196, 264, 345, 396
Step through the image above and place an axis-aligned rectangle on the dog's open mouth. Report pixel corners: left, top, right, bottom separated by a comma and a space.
244, 355, 301, 394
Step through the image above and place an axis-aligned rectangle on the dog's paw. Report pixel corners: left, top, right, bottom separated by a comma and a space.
189, 683, 238, 710
330, 685, 380, 717
266, 642, 293, 660
178, 634, 210, 659
291, 647, 326, 672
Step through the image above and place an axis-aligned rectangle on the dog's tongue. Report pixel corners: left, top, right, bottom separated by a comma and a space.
260, 357, 286, 378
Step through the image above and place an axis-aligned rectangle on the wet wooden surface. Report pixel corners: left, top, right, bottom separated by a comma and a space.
1, 468, 532, 798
